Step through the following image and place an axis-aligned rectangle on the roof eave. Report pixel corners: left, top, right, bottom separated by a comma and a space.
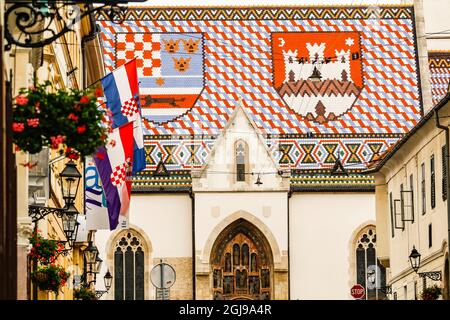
363, 92, 450, 174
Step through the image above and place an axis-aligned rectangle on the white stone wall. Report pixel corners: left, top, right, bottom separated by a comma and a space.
194, 192, 288, 262
380, 114, 450, 299
422, 0, 450, 51
289, 193, 376, 300
94, 193, 192, 298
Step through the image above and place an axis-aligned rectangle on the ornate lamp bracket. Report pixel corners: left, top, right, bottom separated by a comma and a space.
418, 271, 442, 281
4, 0, 138, 51
28, 204, 67, 222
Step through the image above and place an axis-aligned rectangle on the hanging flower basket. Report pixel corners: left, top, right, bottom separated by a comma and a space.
31, 264, 70, 293
12, 81, 108, 158
421, 285, 442, 300
74, 287, 98, 300
28, 231, 64, 264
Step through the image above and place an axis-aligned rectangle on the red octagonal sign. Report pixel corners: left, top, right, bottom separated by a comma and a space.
351, 284, 365, 299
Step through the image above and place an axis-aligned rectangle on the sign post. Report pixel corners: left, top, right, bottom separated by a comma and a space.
351, 284, 365, 299
151, 260, 176, 300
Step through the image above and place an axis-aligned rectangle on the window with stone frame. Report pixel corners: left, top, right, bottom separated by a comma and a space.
236, 141, 247, 182
355, 226, 387, 300
114, 230, 145, 300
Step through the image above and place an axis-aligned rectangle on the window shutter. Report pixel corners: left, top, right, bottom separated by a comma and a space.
431, 155, 436, 209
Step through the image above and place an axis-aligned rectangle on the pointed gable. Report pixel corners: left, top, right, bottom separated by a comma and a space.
192, 102, 289, 192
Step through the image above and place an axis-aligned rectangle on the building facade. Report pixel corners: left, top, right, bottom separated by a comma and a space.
92, 4, 429, 300
367, 93, 450, 300
3, 2, 105, 299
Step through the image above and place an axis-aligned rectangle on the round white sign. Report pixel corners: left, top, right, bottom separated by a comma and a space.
150, 263, 176, 289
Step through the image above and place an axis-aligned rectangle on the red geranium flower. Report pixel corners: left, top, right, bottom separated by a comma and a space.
80, 96, 90, 104
12, 122, 25, 132
16, 95, 28, 106
27, 118, 39, 128
95, 88, 103, 98
67, 113, 78, 121
77, 125, 87, 134
50, 135, 66, 149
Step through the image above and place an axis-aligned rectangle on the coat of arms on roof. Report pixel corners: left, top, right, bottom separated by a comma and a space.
115, 33, 204, 124
272, 32, 363, 124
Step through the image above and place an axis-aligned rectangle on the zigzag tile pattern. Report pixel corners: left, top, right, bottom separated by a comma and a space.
429, 52, 450, 105
96, 7, 412, 21
267, 137, 399, 170
143, 138, 215, 170
99, 6, 421, 172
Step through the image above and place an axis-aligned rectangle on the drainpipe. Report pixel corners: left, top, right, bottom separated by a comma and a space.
287, 189, 292, 300
435, 109, 450, 298
189, 190, 196, 300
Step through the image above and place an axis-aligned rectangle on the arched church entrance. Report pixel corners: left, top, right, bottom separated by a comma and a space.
210, 218, 273, 300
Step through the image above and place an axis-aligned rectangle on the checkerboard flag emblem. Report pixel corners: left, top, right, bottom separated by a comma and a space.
110, 159, 131, 187
121, 98, 139, 117
94, 122, 134, 230
101, 59, 146, 175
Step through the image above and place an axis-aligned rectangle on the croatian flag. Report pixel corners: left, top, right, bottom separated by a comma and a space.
101, 59, 145, 174
94, 122, 134, 230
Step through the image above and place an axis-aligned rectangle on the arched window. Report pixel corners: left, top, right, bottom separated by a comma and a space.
211, 219, 272, 300
114, 230, 145, 300
236, 141, 246, 182
355, 226, 387, 300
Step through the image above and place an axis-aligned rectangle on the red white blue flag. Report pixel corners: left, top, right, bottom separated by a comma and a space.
101, 59, 145, 174
94, 122, 134, 230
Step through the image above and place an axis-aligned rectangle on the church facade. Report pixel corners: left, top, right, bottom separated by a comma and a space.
92, 5, 426, 300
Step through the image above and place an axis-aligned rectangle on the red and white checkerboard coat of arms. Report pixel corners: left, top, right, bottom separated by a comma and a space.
272, 32, 364, 124
116, 33, 204, 124
110, 158, 131, 187
121, 97, 139, 117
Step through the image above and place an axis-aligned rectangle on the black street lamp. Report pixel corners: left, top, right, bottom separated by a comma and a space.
409, 246, 442, 282
81, 241, 102, 289
61, 203, 79, 242
28, 160, 83, 247
80, 242, 113, 299
94, 256, 103, 274
95, 270, 113, 299
84, 241, 99, 267
409, 246, 421, 273
59, 160, 82, 205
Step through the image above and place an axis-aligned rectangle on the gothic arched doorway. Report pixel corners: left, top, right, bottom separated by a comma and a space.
210, 218, 273, 300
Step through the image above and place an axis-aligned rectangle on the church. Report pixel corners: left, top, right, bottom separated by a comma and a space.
90, 5, 428, 300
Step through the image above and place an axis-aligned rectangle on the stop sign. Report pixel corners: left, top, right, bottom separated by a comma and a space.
351, 284, 365, 299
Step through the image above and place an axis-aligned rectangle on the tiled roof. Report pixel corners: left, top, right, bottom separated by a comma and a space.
98, 6, 421, 187
429, 51, 450, 106
132, 170, 191, 191
290, 172, 374, 191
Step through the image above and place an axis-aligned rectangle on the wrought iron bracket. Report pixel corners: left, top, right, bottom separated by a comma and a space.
4, 0, 143, 51
379, 285, 392, 294
95, 290, 108, 299
418, 271, 442, 281
28, 204, 66, 222
55, 241, 73, 257
80, 270, 97, 289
